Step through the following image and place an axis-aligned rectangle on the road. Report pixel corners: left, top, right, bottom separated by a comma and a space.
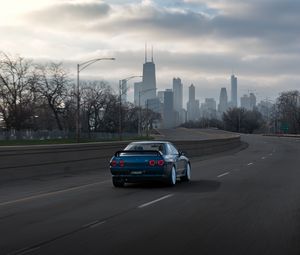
0, 135, 300, 255
155, 127, 237, 140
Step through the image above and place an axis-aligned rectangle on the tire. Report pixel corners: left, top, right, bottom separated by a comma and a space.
112, 178, 125, 188
181, 163, 191, 182
167, 166, 177, 186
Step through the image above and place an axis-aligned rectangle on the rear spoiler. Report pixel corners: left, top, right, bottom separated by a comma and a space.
114, 150, 163, 157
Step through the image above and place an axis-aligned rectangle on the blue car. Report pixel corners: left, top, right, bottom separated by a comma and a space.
110, 141, 191, 187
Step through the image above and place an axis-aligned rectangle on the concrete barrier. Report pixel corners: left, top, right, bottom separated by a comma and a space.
0, 136, 241, 183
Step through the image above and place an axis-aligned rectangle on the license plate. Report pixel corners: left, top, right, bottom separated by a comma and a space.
131, 171, 142, 174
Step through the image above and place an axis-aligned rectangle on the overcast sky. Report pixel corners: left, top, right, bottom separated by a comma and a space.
1, 0, 299, 105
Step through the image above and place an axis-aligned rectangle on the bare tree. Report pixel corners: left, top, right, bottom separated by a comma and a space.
276, 90, 300, 133
35, 62, 70, 131
0, 52, 35, 131
80, 80, 111, 134
223, 107, 263, 133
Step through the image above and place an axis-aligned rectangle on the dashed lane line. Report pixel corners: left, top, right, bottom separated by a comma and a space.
138, 194, 174, 208
0, 180, 110, 207
217, 172, 230, 178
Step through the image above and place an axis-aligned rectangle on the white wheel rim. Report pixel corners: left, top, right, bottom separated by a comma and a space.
172, 167, 176, 184
187, 164, 191, 180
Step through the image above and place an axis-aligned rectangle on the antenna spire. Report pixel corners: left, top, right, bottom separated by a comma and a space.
145, 43, 147, 63
151, 45, 153, 62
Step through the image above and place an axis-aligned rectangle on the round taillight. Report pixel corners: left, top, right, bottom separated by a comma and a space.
119, 160, 125, 167
157, 160, 164, 166
111, 160, 117, 167
149, 160, 156, 166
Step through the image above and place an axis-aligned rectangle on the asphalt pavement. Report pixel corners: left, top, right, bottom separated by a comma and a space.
1, 135, 300, 255
154, 127, 238, 140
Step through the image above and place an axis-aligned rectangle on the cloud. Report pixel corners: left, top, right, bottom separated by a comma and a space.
26, 2, 111, 27
2, 0, 300, 103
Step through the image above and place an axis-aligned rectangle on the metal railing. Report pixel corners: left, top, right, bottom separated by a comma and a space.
0, 130, 139, 141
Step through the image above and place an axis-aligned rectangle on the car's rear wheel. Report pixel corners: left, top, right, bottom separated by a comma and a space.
112, 177, 125, 187
181, 163, 191, 182
167, 166, 177, 186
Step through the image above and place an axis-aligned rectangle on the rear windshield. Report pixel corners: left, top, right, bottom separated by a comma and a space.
125, 143, 165, 154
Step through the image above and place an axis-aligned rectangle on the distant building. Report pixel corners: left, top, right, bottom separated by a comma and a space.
249, 93, 256, 109
163, 89, 175, 128
240, 94, 251, 110
257, 100, 273, 119
218, 87, 228, 115
189, 83, 195, 102
231, 74, 238, 107
201, 98, 217, 119
173, 78, 183, 112
187, 84, 200, 121
134, 46, 157, 107
157, 91, 165, 104
146, 97, 161, 114
141, 47, 156, 106
173, 77, 184, 125
241, 93, 256, 110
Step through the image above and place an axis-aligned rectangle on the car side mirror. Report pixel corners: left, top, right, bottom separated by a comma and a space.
178, 151, 186, 156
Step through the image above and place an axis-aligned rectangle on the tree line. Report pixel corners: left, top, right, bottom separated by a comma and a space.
0, 52, 159, 137
1, 52, 299, 137
182, 90, 300, 134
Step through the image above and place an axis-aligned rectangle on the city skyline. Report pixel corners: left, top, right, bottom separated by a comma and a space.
1, 0, 299, 103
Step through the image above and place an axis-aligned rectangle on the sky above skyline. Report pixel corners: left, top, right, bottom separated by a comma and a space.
1, 0, 299, 105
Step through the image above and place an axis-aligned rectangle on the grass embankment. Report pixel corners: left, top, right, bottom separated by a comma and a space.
0, 136, 154, 146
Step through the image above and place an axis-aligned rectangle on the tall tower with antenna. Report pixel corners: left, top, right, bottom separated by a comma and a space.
140, 44, 157, 106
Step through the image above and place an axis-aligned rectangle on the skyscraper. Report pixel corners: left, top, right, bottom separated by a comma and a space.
240, 94, 250, 110
189, 83, 195, 102
141, 45, 156, 106
231, 74, 238, 107
187, 84, 199, 121
173, 77, 184, 125
218, 87, 228, 114
241, 93, 256, 110
157, 91, 165, 103
201, 98, 217, 119
173, 78, 183, 112
163, 89, 175, 128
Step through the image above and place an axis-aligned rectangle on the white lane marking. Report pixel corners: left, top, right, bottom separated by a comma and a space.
138, 194, 174, 208
83, 220, 106, 229
269, 153, 273, 156
261, 157, 266, 160
90, 221, 106, 229
14, 246, 41, 255
0, 180, 110, 207
217, 172, 230, 178
247, 163, 254, 166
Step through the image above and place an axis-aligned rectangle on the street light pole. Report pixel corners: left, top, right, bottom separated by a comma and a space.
76, 57, 115, 143
118, 79, 122, 140
76, 64, 80, 143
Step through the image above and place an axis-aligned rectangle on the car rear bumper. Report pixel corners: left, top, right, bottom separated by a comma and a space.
112, 174, 169, 183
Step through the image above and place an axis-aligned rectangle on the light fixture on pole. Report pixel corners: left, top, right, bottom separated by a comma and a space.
76, 57, 115, 142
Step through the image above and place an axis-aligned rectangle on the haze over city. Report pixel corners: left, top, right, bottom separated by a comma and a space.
1, 0, 300, 104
